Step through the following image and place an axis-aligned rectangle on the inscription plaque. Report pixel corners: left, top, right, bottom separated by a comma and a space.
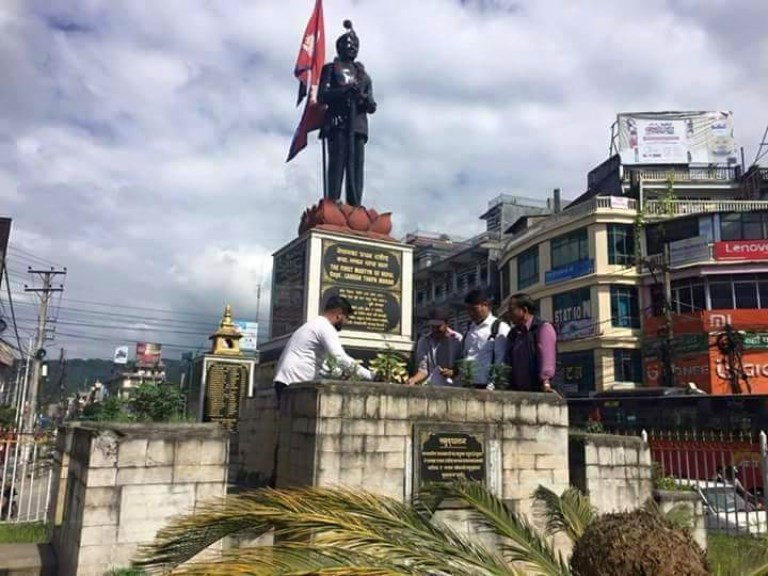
418, 430, 486, 485
271, 240, 307, 338
203, 361, 248, 431
319, 240, 403, 334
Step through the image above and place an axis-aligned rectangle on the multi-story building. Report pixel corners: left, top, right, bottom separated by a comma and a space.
408, 195, 552, 337
500, 111, 768, 395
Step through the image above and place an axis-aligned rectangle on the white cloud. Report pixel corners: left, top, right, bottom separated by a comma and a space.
1, 0, 766, 357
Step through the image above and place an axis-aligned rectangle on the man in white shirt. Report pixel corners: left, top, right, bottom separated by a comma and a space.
461, 288, 510, 390
273, 295, 372, 400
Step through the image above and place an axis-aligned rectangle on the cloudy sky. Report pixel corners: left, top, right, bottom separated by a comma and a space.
1, 0, 766, 360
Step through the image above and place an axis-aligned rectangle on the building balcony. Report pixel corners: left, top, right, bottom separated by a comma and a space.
643, 238, 768, 272
643, 199, 768, 219
507, 196, 638, 246
623, 165, 741, 184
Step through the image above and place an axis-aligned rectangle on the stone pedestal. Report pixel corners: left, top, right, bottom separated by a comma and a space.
569, 432, 653, 513
52, 423, 228, 576
257, 228, 414, 385
239, 382, 570, 520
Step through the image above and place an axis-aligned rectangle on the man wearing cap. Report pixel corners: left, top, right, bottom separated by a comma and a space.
461, 288, 510, 389
274, 295, 373, 401
406, 307, 462, 387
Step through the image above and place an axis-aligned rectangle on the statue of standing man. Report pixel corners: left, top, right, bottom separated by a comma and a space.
319, 21, 376, 207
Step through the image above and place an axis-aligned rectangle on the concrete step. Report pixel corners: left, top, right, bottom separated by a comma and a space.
0, 543, 56, 576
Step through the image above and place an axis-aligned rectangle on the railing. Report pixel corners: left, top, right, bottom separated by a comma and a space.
626, 166, 740, 183
506, 196, 637, 246
644, 199, 768, 218
646, 429, 768, 537
0, 433, 54, 523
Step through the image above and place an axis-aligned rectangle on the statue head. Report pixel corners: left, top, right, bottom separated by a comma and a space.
335, 20, 359, 62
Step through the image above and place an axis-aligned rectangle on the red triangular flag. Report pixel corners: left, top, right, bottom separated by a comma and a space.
287, 0, 326, 162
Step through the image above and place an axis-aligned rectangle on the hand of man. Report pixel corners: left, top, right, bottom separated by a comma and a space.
439, 368, 454, 378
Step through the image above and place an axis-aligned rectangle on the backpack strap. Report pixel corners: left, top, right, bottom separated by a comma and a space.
489, 318, 502, 364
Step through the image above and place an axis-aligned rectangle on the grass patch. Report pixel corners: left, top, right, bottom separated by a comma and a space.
708, 533, 768, 576
104, 569, 147, 576
0, 522, 48, 544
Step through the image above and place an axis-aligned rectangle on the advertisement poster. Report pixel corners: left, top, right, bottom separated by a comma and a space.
552, 287, 593, 341
233, 320, 259, 352
618, 111, 738, 166
135, 342, 162, 367
713, 240, 768, 261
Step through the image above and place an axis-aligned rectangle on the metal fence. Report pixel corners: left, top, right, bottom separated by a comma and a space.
0, 432, 55, 523
646, 429, 768, 537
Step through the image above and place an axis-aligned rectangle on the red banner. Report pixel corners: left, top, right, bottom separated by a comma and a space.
714, 240, 768, 261
287, 0, 326, 162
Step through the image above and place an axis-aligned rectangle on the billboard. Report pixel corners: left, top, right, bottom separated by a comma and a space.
617, 111, 737, 166
544, 258, 594, 285
552, 287, 594, 341
233, 320, 259, 352
113, 346, 129, 365
135, 342, 162, 367
713, 240, 768, 261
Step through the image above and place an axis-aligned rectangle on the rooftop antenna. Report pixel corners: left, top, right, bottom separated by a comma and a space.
753, 123, 768, 166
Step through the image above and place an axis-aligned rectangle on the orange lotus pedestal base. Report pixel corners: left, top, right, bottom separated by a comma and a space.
299, 199, 394, 241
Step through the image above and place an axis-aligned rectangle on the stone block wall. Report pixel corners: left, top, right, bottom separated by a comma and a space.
654, 489, 707, 551
237, 388, 280, 485
53, 423, 228, 576
240, 381, 570, 521
569, 431, 653, 513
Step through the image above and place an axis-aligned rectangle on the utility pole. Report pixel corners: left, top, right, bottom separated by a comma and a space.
24, 267, 65, 433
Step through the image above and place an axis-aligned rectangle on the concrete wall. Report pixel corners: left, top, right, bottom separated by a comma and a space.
240, 381, 570, 522
569, 431, 653, 513
53, 423, 228, 576
654, 489, 707, 551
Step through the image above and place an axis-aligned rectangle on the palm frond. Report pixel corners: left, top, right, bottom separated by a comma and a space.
137, 485, 518, 576
532, 485, 595, 543
642, 497, 693, 531
419, 481, 571, 576
159, 543, 413, 575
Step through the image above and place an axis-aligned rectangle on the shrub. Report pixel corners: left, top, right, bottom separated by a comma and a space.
570, 508, 708, 576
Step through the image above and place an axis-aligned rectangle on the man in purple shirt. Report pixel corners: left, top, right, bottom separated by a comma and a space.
505, 293, 558, 393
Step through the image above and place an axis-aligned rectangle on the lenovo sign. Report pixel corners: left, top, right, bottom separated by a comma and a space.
713, 240, 768, 261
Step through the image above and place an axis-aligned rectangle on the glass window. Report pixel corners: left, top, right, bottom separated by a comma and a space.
650, 283, 665, 316
613, 349, 642, 383
720, 213, 742, 241
735, 282, 758, 309
500, 263, 511, 299
517, 246, 539, 289
692, 284, 706, 312
710, 282, 733, 309
608, 224, 635, 266
675, 286, 693, 313
550, 229, 589, 269
743, 213, 766, 240
610, 285, 640, 328
759, 281, 768, 308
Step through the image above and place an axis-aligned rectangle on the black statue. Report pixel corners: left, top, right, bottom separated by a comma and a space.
318, 20, 376, 207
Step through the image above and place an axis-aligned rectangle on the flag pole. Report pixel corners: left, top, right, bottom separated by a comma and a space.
322, 136, 328, 199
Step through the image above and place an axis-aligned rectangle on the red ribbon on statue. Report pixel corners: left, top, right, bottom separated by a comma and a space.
287, 0, 326, 162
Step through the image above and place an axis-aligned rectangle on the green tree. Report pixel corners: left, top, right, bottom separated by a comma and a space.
129, 383, 185, 422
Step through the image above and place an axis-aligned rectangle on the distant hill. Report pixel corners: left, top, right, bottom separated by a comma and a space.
41, 358, 182, 403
